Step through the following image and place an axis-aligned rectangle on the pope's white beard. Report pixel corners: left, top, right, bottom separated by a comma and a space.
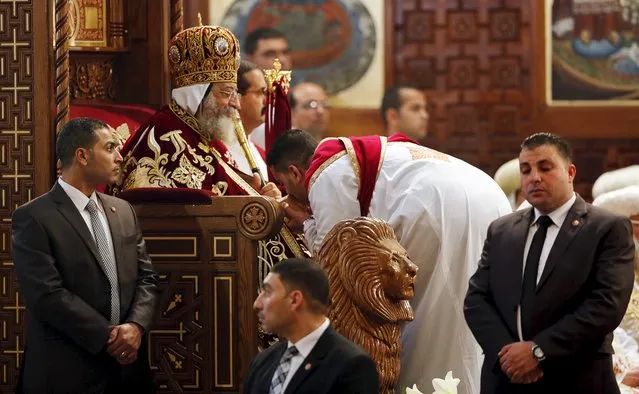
196, 102, 237, 145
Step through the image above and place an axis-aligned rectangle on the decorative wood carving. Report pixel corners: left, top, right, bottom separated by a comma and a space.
388, 1, 639, 201
70, 55, 115, 100
0, 0, 37, 392
55, 0, 71, 134
134, 198, 276, 393
108, 0, 127, 49
318, 218, 417, 394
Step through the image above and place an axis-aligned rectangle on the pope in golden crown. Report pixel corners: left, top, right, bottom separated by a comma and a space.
112, 20, 308, 262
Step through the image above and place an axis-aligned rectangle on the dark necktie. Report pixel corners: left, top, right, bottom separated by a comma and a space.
269, 345, 299, 394
85, 199, 120, 324
521, 215, 553, 340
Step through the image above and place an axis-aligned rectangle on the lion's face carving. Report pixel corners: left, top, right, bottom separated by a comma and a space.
377, 238, 417, 302
319, 217, 417, 323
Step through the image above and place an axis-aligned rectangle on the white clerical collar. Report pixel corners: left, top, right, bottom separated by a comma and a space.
532, 192, 576, 227
58, 177, 101, 213
287, 318, 330, 359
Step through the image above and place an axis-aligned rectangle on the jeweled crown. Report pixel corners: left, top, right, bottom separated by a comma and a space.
168, 21, 240, 89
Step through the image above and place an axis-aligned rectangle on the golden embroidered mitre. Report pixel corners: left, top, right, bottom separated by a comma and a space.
167, 19, 240, 88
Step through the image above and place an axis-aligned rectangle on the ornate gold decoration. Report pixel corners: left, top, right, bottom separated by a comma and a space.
264, 58, 292, 93
55, 0, 71, 135
168, 23, 240, 88
392, 141, 450, 162
318, 217, 418, 394
240, 202, 268, 235
169, 101, 208, 142
172, 154, 206, 189
111, 123, 130, 145
68, 0, 107, 47
307, 150, 347, 192
70, 58, 114, 100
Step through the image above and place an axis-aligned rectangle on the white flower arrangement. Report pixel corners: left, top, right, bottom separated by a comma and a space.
406, 371, 460, 394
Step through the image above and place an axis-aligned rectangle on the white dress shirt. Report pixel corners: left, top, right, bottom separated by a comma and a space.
280, 318, 330, 392
57, 178, 116, 263
516, 192, 577, 341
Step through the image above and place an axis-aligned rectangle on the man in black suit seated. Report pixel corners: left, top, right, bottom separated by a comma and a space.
242, 258, 379, 394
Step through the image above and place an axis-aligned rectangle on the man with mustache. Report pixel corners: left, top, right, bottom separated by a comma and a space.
465, 132, 635, 393
113, 24, 308, 262
238, 60, 268, 160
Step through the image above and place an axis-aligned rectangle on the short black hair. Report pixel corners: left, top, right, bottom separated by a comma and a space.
271, 258, 329, 314
521, 132, 573, 163
266, 129, 318, 172
380, 85, 419, 126
238, 59, 258, 95
56, 118, 108, 168
244, 27, 287, 55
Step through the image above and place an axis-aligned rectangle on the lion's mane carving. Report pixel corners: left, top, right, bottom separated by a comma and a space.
317, 217, 417, 394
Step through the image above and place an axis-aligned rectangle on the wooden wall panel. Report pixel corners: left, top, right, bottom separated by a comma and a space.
385, 0, 639, 201
0, 0, 47, 392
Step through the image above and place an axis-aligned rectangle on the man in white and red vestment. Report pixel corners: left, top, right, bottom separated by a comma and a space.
266, 129, 512, 394
113, 23, 307, 262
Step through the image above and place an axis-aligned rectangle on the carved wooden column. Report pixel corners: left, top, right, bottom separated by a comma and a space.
55, 0, 70, 133
108, 0, 127, 49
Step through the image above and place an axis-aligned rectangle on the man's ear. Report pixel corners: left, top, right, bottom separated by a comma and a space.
288, 289, 304, 310
75, 148, 90, 166
567, 163, 577, 183
385, 108, 399, 124
289, 164, 303, 182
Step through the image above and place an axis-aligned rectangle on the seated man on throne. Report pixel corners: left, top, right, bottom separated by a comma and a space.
112, 21, 307, 262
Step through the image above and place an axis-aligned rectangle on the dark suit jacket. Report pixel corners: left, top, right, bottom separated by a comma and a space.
242, 326, 379, 394
11, 182, 160, 393
464, 195, 635, 394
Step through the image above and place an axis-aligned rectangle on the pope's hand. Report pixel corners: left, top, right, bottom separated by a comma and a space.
281, 196, 311, 233
251, 173, 282, 199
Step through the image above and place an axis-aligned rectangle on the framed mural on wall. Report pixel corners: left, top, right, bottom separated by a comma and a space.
209, 0, 384, 108
546, 0, 639, 105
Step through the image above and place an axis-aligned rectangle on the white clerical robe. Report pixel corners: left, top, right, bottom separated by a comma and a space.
305, 143, 512, 394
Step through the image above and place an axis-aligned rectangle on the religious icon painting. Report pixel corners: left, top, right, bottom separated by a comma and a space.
548, 0, 639, 104
220, 0, 377, 95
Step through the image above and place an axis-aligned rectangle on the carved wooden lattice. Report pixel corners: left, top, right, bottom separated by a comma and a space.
0, 0, 33, 391
390, 0, 639, 200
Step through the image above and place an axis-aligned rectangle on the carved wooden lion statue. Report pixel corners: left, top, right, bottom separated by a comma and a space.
317, 217, 418, 394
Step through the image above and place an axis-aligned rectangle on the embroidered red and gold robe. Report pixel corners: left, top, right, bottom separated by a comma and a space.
114, 101, 308, 267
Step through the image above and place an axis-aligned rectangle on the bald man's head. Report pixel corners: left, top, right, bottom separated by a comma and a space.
290, 82, 330, 140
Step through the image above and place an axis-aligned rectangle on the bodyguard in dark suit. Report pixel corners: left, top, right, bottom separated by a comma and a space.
12, 118, 160, 393
243, 258, 379, 394
464, 132, 635, 394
